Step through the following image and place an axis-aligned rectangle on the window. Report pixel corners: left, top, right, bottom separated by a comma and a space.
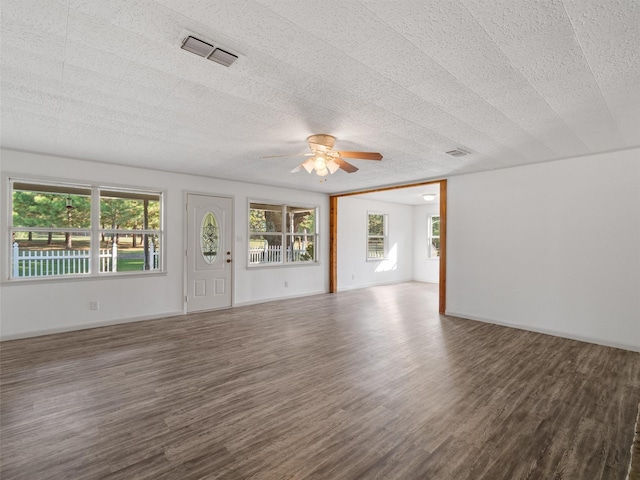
428, 215, 440, 258
9, 179, 163, 279
99, 189, 162, 271
367, 212, 387, 260
249, 202, 317, 266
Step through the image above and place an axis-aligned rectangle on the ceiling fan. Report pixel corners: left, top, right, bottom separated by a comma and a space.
263, 134, 383, 177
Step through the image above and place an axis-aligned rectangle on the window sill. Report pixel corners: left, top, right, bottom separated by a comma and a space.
247, 262, 321, 270
2, 270, 168, 286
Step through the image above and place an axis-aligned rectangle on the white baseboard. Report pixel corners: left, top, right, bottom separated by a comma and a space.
0, 311, 184, 341
338, 278, 415, 292
445, 310, 640, 353
1, 291, 328, 340
413, 277, 439, 284
234, 290, 328, 307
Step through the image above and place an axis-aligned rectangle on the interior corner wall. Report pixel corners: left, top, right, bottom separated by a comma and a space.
337, 196, 414, 290
446, 147, 640, 351
0, 149, 329, 339
413, 203, 440, 283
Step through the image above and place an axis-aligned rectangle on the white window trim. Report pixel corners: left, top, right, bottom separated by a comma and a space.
4, 174, 166, 283
247, 199, 320, 268
366, 211, 388, 261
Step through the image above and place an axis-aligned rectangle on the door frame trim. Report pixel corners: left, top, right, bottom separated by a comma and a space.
329, 178, 447, 314
184, 191, 235, 313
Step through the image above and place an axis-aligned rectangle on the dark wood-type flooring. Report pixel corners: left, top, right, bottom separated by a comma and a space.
1, 282, 639, 479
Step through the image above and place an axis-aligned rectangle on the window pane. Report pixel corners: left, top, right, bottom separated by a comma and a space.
13, 187, 91, 229
100, 233, 160, 272
368, 237, 385, 258
11, 232, 91, 278
200, 212, 219, 264
431, 216, 440, 236
250, 204, 283, 233
100, 191, 160, 230
430, 238, 441, 258
249, 234, 283, 264
9, 180, 164, 281
286, 207, 315, 234
368, 214, 384, 236
286, 234, 315, 262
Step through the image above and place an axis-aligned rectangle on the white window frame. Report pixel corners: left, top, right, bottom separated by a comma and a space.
428, 214, 440, 259
367, 211, 388, 261
6, 175, 165, 282
248, 200, 319, 267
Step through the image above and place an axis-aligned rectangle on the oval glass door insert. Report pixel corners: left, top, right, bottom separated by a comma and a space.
200, 212, 220, 264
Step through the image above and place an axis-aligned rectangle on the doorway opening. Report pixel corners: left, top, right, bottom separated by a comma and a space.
329, 179, 447, 313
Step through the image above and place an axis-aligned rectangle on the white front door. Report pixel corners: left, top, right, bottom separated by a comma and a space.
186, 194, 233, 312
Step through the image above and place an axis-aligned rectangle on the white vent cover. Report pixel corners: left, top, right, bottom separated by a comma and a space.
445, 148, 470, 157
181, 35, 238, 67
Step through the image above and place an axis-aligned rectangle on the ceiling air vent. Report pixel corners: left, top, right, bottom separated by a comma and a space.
181, 35, 238, 67
209, 48, 238, 67
445, 148, 470, 157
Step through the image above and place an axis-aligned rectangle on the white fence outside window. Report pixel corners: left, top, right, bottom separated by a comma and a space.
249, 245, 308, 265
12, 242, 158, 278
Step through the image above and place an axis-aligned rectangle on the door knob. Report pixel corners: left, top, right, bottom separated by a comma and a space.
226, 259, 232, 263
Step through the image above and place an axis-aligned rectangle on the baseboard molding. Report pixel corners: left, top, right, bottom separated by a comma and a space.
413, 277, 439, 284
234, 290, 328, 307
0, 311, 185, 341
338, 278, 415, 292
1, 290, 329, 340
445, 310, 640, 353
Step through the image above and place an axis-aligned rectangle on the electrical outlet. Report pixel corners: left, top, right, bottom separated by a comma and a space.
90, 301, 99, 310
352, 274, 355, 280
284, 281, 289, 288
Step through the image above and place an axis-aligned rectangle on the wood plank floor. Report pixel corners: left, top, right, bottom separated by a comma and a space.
1, 282, 639, 479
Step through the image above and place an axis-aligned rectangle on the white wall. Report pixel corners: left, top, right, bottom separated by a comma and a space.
4, 147, 638, 351
337, 196, 414, 290
413, 203, 440, 283
0, 149, 329, 339
447, 148, 640, 351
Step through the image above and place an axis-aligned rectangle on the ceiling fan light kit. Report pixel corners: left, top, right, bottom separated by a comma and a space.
314, 154, 327, 171
326, 158, 341, 174
266, 134, 383, 177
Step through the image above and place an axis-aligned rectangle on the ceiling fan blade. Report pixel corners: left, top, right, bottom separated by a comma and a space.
336, 151, 383, 160
335, 157, 359, 173
262, 153, 313, 159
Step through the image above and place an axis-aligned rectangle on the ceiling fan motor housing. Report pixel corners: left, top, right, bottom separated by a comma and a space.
307, 134, 336, 151
273, 134, 381, 175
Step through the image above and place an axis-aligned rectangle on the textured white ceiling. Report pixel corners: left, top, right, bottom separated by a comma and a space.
1, 0, 638, 194
352, 183, 441, 206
